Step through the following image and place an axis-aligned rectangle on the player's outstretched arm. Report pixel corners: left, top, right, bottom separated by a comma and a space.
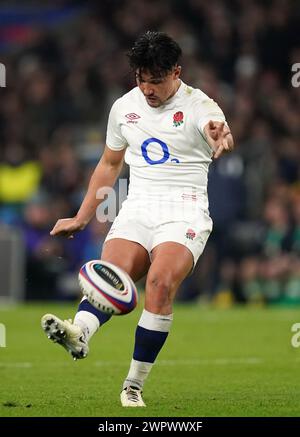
50, 146, 125, 238
204, 120, 234, 159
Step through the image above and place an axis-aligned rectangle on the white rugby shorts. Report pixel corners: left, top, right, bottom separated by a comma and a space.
104, 190, 213, 267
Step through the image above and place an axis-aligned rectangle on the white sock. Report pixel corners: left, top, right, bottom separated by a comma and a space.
74, 310, 100, 342
123, 359, 153, 390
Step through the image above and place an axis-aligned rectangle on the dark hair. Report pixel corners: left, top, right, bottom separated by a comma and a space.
127, 31, 182, 77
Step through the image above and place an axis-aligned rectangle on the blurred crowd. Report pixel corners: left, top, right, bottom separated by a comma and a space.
0, 0, 299, 304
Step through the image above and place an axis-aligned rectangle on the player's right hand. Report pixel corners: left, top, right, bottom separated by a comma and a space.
50, 217, 86, 238
204, 120, 234, 159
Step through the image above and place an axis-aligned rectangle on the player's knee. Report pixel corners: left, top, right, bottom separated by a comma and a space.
146, 272, 174, 309
147, 272, 172, 294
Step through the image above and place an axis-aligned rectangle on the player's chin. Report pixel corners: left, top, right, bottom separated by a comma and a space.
146, 97, 160, 107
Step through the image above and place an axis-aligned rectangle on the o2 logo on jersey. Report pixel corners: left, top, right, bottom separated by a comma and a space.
141, 137, 179, 165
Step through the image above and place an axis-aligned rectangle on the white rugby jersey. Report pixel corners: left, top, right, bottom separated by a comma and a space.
106, 81, 226, 196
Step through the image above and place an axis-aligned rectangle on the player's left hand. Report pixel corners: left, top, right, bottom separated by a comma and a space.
204, 120, 234, 159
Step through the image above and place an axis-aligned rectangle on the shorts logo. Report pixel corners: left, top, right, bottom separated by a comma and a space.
173, 111, 184, 127
182, 193, 197, 201
186, 228, 196, 240
125, 113, 141, 123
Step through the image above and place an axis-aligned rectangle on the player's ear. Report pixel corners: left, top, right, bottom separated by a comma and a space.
173, 65, 181, 79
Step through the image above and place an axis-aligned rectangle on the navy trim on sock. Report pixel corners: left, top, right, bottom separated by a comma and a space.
133, 325, 168, 363
78, 299, 111, 326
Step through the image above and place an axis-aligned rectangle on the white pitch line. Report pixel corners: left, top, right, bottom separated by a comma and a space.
94, 357, 263, 367
0, 357, 267, 369
0, 362, 32, 368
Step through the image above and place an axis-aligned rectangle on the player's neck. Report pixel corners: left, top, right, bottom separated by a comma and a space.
168, 79, 181, 100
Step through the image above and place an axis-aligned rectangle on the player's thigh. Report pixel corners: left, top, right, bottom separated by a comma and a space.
101, 238, 150, 282
145, 242, 193, 311
150, 242, 194, 283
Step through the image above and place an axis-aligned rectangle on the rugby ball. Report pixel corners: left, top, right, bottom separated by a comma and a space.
78, 260, 138, 315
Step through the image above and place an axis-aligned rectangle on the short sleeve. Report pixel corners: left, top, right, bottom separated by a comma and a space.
197, 98, 227, 134
106, 99, 128, 151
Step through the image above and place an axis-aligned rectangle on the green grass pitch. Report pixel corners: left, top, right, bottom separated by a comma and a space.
0, 300, 300, 417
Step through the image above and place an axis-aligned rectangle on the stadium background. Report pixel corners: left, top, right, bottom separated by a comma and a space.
0, 0, 299, 305
0, 0, 300, 419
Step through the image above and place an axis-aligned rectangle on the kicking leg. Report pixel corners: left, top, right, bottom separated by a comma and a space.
42, 239, 150, 359
121, 242, 193, 406
74, 238, 150, 337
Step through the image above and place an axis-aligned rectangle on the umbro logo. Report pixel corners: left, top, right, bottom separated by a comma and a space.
125, 113, 141, 123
